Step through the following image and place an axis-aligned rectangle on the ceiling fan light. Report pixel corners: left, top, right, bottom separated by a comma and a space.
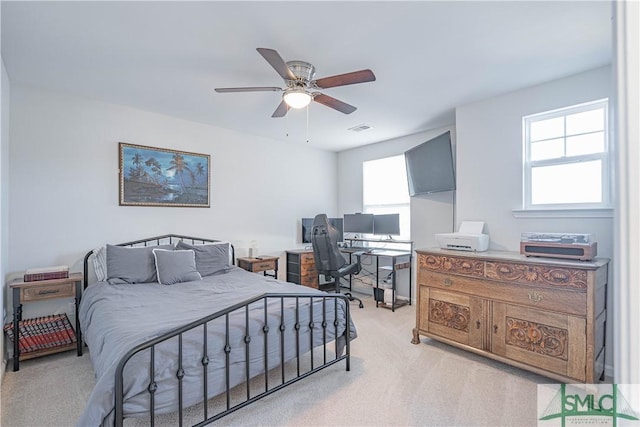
283, 89, 312, 109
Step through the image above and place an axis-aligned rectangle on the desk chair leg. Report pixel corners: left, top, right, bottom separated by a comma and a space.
335, 277, 364, 308
344, 292, 364, 309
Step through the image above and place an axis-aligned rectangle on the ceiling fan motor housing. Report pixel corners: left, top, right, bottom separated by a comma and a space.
286, 61, 316, 83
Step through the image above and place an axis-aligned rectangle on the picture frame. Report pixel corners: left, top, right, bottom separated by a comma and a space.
119, 142, 210, 208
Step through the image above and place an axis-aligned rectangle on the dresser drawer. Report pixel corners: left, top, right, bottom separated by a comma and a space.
421, 270, 586, 316
21, 282, 75, 302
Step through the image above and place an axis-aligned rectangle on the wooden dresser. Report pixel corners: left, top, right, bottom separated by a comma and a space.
412, 249, 608, 383
285, 249, 319, 288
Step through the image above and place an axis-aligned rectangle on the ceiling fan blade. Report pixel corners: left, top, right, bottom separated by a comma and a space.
272, 100, 289, 118
214, 87, 282, 93
257, 48, 296, 81
313, 93, 357, 114
312, 69, 376, 89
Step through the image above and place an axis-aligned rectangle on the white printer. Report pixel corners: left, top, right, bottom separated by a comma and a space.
436, 221, 490, 252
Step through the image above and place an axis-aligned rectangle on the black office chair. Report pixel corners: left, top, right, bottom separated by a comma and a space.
311, 213, 364, 308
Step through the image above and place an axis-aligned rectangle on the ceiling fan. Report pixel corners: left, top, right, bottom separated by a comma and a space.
215, 48, 376, 118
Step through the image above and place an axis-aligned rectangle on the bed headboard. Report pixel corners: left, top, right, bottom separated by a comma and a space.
83, 234, 235, 289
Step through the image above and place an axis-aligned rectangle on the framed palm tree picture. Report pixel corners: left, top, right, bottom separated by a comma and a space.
119, 142, 210, 207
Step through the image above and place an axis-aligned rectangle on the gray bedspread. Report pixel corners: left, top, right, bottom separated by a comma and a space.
77, 267, 356, 426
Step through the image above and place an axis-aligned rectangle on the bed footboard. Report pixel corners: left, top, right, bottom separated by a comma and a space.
113, 293, 351, 427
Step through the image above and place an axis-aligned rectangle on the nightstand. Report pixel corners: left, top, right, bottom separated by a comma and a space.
9, 273, 83, 371
237, 256, 279, 278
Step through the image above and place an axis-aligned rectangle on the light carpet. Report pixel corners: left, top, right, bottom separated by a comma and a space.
1, 294, 553, 426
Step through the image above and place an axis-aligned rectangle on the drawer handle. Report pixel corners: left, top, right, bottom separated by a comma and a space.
494, 325, 498, 334
528, 291, 543, 302
476, 320, 481, 329
38, 289, 60, 295
443, 278, 453, 287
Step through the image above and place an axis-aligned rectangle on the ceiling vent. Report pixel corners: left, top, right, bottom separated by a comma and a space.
348, 124, 373, 132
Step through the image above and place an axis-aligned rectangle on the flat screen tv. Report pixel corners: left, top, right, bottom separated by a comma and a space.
373, 214, 400, 236
301, 217, 344, 243
343, 213, 374, 234
404, 131, 455, 196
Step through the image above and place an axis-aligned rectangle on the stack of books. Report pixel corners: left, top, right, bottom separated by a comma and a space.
3, 313, 77, 354
23, 265, 69, 282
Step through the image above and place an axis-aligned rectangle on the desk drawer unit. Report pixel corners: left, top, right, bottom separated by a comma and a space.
286, 250, 318, 289
412, 249, 608, 383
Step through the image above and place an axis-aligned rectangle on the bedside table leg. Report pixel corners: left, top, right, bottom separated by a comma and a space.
12, 290, 22, 371
75, 281, 82, 356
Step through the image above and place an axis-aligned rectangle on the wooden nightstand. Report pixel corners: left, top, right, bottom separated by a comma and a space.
237, 256, 279, 278
9, 273, 83, 371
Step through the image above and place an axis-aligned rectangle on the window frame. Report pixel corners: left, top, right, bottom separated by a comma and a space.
522, 99, 610, 210
362, 155, 411, 240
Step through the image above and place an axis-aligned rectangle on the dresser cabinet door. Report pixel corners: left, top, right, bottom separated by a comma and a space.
492, 302, 586, 381
421, 287, 484, 349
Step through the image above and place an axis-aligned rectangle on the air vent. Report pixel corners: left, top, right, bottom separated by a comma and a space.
348, 124, 373, 132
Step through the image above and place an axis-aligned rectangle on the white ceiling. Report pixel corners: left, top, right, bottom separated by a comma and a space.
1, 1, 612, 152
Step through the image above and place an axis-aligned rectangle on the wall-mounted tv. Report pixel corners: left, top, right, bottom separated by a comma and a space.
301, 217, 344, 243
404, 131, 456, 196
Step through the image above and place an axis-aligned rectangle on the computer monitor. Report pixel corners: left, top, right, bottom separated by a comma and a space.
343, 213, 374, 234
301, 217, 344, 243
373, 214, 400, 236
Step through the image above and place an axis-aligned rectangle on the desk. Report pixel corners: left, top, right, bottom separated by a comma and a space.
342, 246, 412, 312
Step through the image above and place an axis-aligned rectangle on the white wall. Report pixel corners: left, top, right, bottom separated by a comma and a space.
5, 85, 337, 320
455, 65, 614, 376
338, 126, 456, 248
337, 126, 456, 299
1, 54, 9, 375
455, 66, 613, 253
612, 0, 640, 389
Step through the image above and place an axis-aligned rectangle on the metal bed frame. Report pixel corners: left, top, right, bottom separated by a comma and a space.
82, 234, 235, 289
82, 234, 352, 426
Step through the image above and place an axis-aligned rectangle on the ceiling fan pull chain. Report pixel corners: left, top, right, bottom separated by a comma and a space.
306, 104, 310, 143
286, 104, 290, 137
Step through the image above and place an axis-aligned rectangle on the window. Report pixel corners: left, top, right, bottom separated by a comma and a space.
362, 155, 410, 240
523, 99, 610, 210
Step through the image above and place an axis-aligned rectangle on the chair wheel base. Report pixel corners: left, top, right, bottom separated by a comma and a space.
344, 292, 364, 309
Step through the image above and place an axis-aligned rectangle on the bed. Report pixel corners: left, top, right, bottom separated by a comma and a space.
77, 234, 356, 427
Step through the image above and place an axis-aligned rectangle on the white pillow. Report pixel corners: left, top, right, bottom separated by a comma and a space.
152, 248, 202, 285
93, 246, 107, 282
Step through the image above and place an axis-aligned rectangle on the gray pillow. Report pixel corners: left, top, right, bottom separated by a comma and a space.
152, 249, 202, 285
106, 244, 174, 284
176, 241, 230, 276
